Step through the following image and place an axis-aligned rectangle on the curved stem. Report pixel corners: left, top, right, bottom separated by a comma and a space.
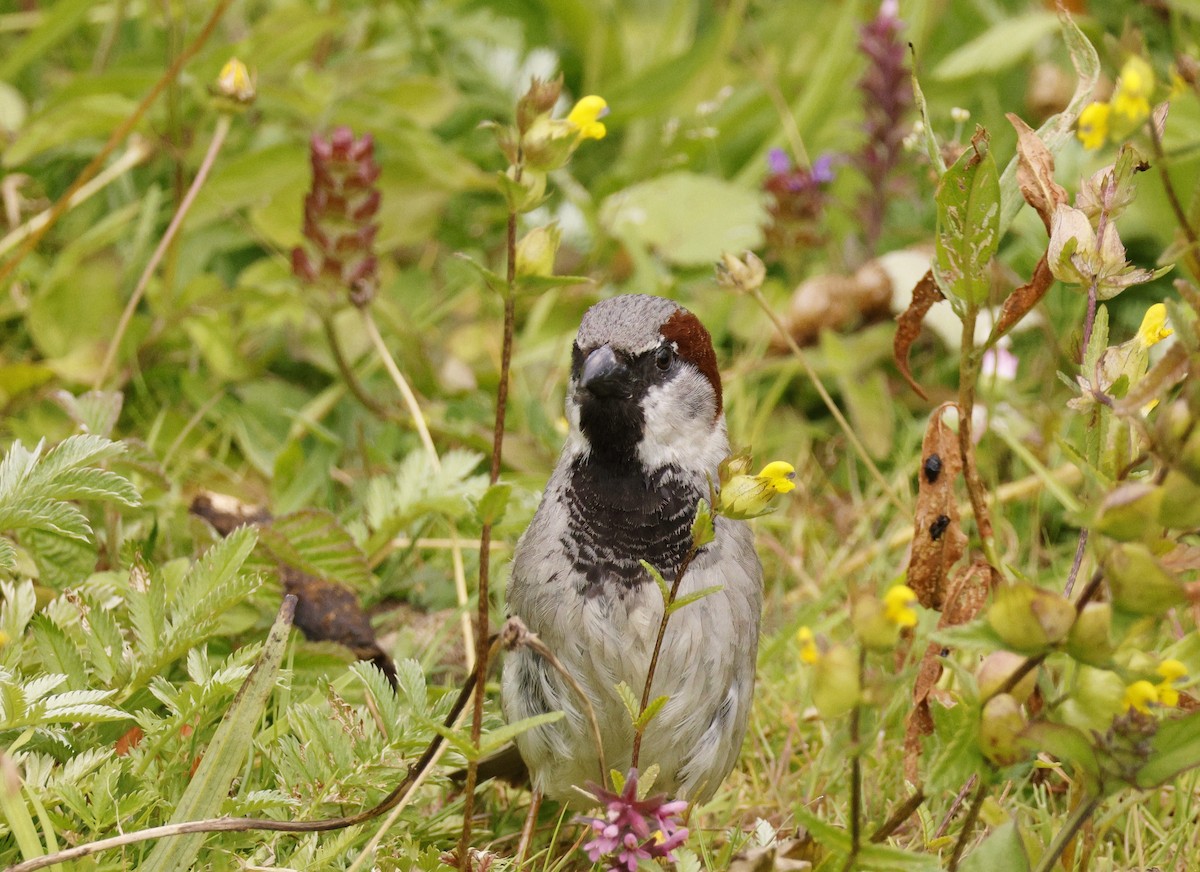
94, 114, 233, 389
359, 307, 475, 668
321, 314, 396, 422
749, 287, 906, 514
956, 302, 1002, 575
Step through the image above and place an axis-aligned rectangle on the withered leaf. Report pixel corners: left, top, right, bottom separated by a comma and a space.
906, 404, 966, 610
940, 558, 996, 626
1007, 113, 1068, 235
893, 269, 943, 400
994, 253, 1054, 339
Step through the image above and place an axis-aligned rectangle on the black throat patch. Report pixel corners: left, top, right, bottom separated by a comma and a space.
561, 457, 704, 598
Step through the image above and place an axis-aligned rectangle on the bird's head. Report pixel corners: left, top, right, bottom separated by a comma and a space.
564, 295, 726, 471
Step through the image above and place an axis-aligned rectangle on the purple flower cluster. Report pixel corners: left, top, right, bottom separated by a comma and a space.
291, 126, 381, 307
762, 149, 836, 267
856, 0, 912, 253
578, 770, 689, 871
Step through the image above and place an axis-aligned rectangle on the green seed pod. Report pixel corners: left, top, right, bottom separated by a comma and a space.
812, 643, 861, 719
852, 597, 901, 651
977, 651, 1038, 704
1102, 542, 1187, 616
1094, 483, 1163, 542
979, 693, 1029, 767
1066, 602, 1115, 667
987, 583, 1076, 653
1160, 471, 1200, 528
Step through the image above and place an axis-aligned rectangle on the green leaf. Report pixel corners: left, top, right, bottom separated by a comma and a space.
690, 499, 715, 550
934, 133, 1000, 304
666, 585, 724, 615
599, 172, 765, 267
615, 681, 641, 727
933, 13, 1059, 80
257, 509, 372, 593
476, 711, 564, 758
1021, 722, 1101, 790
959, 820, 1030, 872
635, 695, 669, 731
0, 0, 93, 81
1136, 711, 1200, 788
475, 483, 512, 527
640, 560, 671, 606
142, 596, 296, 872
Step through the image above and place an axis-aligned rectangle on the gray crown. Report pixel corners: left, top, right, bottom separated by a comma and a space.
575, 294, 682, 355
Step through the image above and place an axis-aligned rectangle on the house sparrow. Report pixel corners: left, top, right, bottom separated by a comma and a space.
502, 294, 763, 803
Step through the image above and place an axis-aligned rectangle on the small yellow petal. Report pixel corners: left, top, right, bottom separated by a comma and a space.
1158, 685, 1180, 708
883, 584, 919, 628
797, 626, 820, 664
1157, 658, 1188, 682
1076, 101, 1110, 150
1137, 304, 1173, 348
757, 461, 796, 494
567, 96, 608, 140
216, 57, 255, 103
1122, 679, 1159, 714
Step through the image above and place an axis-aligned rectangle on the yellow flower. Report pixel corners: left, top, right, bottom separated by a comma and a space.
758, 461, 797, 494
567, 95, 608, 140
1137, 303, 1172, 348
797, 626, 820, 664
1076, 101, 1110, 150
1112, 56, 1155, 123
1156, 659, 1188, 708
215, 57, 255, 104
1122, 679, 1159, 714
716, 461, 796, 519
883, 584, 919, 628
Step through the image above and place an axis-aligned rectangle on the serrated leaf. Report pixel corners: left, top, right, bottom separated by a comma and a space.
475, 483, 512, 527
634, 695, 669, 731
934, 132, 1000, 304
690, 499, 714, 549
615, 681, 641, 726
666, 585, 723, 615
257, 509, 372, 592
141, 596, 296, 872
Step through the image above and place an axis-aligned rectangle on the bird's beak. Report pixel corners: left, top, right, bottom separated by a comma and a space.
580, 345, 630, 399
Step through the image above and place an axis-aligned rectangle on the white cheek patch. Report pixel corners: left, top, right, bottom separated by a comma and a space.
563, 383, 590, 459
637, 371, 727, 471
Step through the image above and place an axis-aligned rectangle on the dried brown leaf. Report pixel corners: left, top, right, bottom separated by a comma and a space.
893, 269, 943, 400
995, 254, 1054, 338
941, 558, 996, 626
904, 697, 935, 784
1007, 113, 1068, 235
906, 404, 966, 610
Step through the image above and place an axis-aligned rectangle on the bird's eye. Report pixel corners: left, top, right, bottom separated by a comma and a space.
655, 345, 674, 371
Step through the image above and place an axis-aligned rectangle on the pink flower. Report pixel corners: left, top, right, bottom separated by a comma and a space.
577, 769, 689, 871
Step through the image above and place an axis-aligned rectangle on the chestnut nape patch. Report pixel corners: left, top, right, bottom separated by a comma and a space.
659, 308, 722, 416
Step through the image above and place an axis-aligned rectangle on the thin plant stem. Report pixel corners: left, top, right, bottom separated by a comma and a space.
840, 649, 867, 872
1146, 114, 1199, 248
1033, 794, 1102, 872
869, 789, 926, 842
94, 114, 233, 390
749, 287, 906, 514
0, 0, 235, 287
457, 156, 522, 871
630, 546, 699, 769
360, 307, 476, 668
1064, 528, 1088, 596
322, 314, 397, 422
956, 302, 1003, 575
947, 778, 988, 872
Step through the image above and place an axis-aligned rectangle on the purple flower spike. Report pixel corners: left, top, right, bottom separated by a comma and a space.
292, 126, 382, 307
811, 153, 837, 184
577, 769, 690, 871
767, 147, 792, 175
